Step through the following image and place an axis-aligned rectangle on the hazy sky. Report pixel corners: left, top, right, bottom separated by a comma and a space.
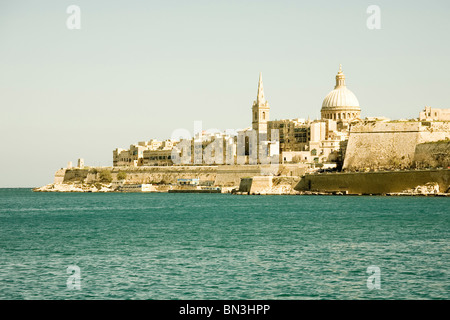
0, 0, 449, 187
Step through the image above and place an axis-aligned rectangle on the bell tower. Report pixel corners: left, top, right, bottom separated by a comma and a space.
252, 72, 270, 133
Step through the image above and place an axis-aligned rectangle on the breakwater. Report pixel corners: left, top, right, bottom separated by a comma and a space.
295, 169, 450, 195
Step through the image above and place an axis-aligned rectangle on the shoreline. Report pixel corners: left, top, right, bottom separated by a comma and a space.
32, 182, 450, 197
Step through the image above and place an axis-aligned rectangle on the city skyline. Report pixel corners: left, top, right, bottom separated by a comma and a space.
1, 0, 449, 187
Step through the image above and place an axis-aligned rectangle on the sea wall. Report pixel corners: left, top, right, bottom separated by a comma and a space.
238, 176, 300, 195
413, 141, 450, 168
343, 121, 450, 171
61, 164, 305, 187
295, 169, 450, 194
238, 178, 253, 193
238, 176, 273, 194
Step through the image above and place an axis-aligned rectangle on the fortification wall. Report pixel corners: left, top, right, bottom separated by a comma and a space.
54, 169, 67, 184
61, 164, 304, 187
343, 121, 450, 171
238, 178, 253, 193
413, 141, 450, 168
295, 169, 450, 194
237, 176, 274, 194
63, 169, 90, 182
238, 176, 300, 194
215, 165, 266, 186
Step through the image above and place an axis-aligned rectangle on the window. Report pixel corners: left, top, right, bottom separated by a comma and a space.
262, 112, 265, 120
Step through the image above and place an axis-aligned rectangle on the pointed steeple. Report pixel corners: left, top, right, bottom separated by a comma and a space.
256, 72, 266, 104
252, 71, 270, 133
335, 64, 346, 88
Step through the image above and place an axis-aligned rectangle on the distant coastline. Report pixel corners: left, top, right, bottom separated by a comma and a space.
33, 166, 450, 197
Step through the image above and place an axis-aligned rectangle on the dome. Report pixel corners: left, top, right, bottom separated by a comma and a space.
320, 65, 361, 122
322, 86, 359, 109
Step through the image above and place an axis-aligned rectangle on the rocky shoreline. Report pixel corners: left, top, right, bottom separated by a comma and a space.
33, 181, 449, 196
33, 183, 117, 193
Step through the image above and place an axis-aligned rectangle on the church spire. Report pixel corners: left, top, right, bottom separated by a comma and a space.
257, 72, 266, 104
335, 64, 346, 88
252, 71, 270, 133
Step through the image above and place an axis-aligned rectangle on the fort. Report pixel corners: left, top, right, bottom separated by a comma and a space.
343, 121, 450, 171
35, 65, 450, 195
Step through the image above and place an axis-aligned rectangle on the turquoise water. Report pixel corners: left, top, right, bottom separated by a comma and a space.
0, 188, 448, 300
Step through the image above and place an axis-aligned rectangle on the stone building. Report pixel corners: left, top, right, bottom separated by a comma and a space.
113, 139, 176, 167
321, 64, 361, 126
252, 72, 270, 134
419, 106, 450, 121
268, 118, 309, 152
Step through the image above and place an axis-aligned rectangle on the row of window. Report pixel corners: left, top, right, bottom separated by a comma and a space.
148, 156, 172, 160
323, 112, 358, 120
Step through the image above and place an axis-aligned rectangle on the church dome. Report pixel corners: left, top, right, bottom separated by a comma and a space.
321, 65, 361, 122
322, 86, 359, 108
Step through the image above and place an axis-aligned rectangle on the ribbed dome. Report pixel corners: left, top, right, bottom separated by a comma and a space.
321, 64, 360, 109
322, 87, 360, 109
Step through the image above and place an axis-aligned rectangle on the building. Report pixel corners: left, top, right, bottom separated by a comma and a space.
268, 118, 309, 152
321, 64, 361, 126
113, 139, 176, 167
262, 66, 358, 165
252, 72, 270, 133
142, 149, 173, 166
419, 106, 450, 121
112, 65, 362, 167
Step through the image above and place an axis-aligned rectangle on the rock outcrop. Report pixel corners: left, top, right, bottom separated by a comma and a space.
33, 183, 115, 192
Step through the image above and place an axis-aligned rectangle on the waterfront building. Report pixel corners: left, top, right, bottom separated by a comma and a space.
142, 149, 174, 166
113, 139, 176, 167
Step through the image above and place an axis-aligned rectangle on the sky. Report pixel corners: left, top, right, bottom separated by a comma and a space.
0, 0, 449, 187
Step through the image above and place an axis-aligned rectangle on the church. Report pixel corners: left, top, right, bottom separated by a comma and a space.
250, 65, 361, 166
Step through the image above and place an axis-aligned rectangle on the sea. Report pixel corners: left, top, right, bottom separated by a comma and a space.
0, 188, 448, 300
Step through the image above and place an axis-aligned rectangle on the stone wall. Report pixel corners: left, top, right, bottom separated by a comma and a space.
413, 141, 450, 168
60, 164, 305, 187
343, 121, 450, 171
295, 169, 450, 194
54, 169, 67, 184
237, 176, 274, 194
238, 176, 300, 194
238, 178, 253, 193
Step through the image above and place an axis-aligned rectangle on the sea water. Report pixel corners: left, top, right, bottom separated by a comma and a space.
0, 189, 448, 299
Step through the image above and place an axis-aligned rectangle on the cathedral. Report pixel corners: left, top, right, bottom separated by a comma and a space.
251, 65, 361, 165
